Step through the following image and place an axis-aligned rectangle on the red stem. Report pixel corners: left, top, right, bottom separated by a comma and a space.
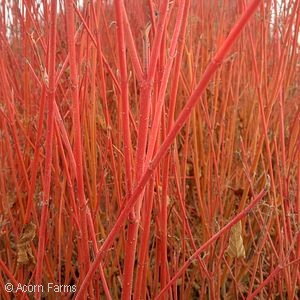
64, 0, 90, 282
121, 1, 170, 298
35, 1, 57, 298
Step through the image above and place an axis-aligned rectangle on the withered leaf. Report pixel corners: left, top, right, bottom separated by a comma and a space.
227, 221, 246, 259
17, 222, 36, 265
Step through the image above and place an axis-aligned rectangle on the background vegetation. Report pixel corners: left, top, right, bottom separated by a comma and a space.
0, 0, 299, 299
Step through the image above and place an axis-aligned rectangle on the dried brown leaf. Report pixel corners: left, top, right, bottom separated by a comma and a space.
227, 221, 245, 259
17, 222, 36, 265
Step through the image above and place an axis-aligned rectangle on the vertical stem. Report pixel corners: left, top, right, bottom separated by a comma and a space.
35, 0, 57, 298
64, 0, 90, 282
114, 0, 133, 196
121, 1, 170, 299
